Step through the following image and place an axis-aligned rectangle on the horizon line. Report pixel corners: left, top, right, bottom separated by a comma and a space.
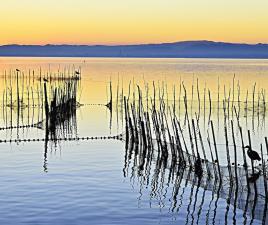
1, 40, 268, 47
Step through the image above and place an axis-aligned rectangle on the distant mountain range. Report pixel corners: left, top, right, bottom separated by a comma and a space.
1, 41, 268, 58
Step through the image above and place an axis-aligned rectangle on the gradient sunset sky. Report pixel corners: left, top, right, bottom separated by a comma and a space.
1, 0, 267, 45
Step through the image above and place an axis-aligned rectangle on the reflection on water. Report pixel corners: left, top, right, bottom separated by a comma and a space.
1, 57, 268, 224
123, 139, 267, 224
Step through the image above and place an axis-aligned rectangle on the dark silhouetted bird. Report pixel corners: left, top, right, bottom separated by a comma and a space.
75, 71, 80, 75
244, 145, 261, 161
16, 69, 20, 72
43, 78, 48, 82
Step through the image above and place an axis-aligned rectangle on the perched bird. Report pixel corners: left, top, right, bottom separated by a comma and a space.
16, 69, 20, 72
244, 145, 261, 161
43, 78, 48, 82
75, 71, 80, 75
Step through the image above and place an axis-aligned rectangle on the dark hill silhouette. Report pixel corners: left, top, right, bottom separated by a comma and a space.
1, 41, 268, 58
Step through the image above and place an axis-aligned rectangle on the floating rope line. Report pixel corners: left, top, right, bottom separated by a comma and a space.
0, 133, 124, 144
0, 123, 43, 130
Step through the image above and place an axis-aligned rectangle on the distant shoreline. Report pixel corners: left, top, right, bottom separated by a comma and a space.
1, 41, 268, 59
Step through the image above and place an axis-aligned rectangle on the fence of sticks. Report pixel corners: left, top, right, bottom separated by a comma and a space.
44, 79, 80, 140
0, 67, 81, 139
122, 80, 268, 221
123, 137, 268, 223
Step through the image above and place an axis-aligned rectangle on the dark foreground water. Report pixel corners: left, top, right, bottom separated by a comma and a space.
1, 140, 263, 225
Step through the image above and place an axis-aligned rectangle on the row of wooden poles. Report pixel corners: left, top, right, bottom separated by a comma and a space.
123, 81, 268, 198
0, 67, 81, 132
114, 75, 267, 125
43, 76, 80, 141
123, 128, 268, 224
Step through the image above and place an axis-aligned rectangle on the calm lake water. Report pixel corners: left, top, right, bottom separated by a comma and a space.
0, 57, 268, 225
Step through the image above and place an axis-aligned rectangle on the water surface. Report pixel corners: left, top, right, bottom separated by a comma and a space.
0, 57, 268, 225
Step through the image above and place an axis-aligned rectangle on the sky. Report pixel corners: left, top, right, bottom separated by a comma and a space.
0, 0, 267, 45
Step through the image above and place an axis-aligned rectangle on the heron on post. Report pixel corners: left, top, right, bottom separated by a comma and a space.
244, 145, 261, 162
244, 145, 261, 179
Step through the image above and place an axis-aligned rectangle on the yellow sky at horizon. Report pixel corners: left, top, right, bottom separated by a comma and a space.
0, 0, 268, 45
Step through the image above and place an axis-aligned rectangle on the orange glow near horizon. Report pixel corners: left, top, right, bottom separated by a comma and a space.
0, 0, 268, 45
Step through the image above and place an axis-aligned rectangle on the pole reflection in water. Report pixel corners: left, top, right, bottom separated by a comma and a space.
123, 137, 268, 225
